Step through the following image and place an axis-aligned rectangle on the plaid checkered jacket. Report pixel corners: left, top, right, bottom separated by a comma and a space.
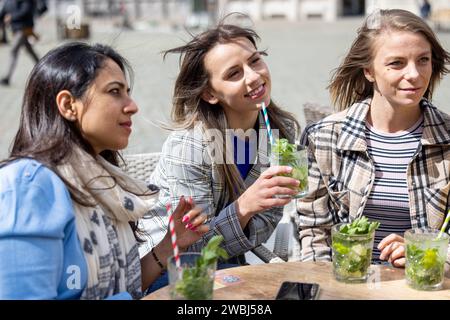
296, 98, 450, 264
140, 112, 297, 258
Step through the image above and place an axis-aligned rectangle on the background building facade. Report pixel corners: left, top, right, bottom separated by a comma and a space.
46, 0, 450, 28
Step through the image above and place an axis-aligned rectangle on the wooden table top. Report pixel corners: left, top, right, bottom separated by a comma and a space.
143, 261, 450, 300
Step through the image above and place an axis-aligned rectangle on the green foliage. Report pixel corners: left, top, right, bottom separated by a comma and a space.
332, 217, 380, 281
291, 165, 308, 192
271, 138, 298, 164
339, 216, 380, 235
271, 138, 308, 193
332, 242, 350, 255
406, 244, 445, 289
332, 238, 372, 280
174, 235, 228, 300
200, 234, 229, 265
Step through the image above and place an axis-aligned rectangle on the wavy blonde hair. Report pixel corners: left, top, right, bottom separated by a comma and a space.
329, 9, 450, 111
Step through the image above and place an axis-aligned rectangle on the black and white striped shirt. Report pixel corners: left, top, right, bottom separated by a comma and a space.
364, 117, 423, 263
297, 98, 450, 264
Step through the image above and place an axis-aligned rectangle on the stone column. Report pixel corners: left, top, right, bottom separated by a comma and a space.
134, 0, 141, 19
161, 0, 169, 19
254, 0, 263, 21
77, 0, 86, 17
217, 0, 228, 20
287, 0, 299, 21
324, 0, 339, 21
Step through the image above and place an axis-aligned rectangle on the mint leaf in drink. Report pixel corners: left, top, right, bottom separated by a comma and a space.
201, 234, 228, 265
332, 217, 379, 282
406, 244, 445, 289
271, 138, 309, 196
174, 235, 228, 300
272, 138, 297, 164
339, 216, 380, 235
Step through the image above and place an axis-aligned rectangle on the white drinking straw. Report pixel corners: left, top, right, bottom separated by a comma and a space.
437, 210, 450, 239
354, 179, 372, 219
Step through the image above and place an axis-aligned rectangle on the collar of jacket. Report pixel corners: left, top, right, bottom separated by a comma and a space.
336, 97, 450, 151
420, 98, 450, 146
336, 98, 371, 152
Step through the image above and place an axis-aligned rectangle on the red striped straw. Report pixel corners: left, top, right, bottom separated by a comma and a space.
166, 203, 180, 268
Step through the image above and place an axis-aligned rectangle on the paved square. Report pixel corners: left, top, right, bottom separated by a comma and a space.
1, 16, 449, 159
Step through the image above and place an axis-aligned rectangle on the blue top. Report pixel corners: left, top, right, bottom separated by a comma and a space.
233, 135, 256, 180
0, 159, 131, 300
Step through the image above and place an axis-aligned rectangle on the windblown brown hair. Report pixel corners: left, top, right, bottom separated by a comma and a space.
163, 16, 300, 201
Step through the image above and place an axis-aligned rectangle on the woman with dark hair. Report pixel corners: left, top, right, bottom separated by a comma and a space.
141, 19, 301, 273
0, 42, 208, 299
297, 9, 450, 269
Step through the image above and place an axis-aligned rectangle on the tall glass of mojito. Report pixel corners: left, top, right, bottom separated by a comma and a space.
269, 138, 308, 198
405, 228, 449, 291
331, 217, 379, 283
168, 252, 216, 300
167, 235, 228, 300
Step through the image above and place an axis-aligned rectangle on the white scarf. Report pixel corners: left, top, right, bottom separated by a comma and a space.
56, 148, 158, 299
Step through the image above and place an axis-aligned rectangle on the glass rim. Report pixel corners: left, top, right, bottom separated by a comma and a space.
269, 146, 308, 163
270, 144, 307, 153
404, 227, 449, 240
332, 222, 376, 239
168, 252, 201, 259
167, 252, 202, 265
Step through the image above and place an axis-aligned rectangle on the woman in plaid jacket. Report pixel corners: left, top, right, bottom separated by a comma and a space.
141, 20, 300, 265
297, 9, 450, 269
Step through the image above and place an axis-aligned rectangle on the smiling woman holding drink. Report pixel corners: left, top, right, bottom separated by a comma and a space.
141, 16, 300, 272
297, 9, 450, 270
0, 42, 208, 299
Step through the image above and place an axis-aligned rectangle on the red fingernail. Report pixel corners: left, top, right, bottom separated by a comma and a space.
182, 215, 190, 223
186, 223, 193, 229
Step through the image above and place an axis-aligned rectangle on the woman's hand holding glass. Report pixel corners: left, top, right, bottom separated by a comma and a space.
236, 166, 299, 223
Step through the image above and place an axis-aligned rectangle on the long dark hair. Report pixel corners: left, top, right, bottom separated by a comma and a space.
1, 42, 144, 238
163, 17, 300, 201
8, 42, 132, 167
329, 9, 450, 111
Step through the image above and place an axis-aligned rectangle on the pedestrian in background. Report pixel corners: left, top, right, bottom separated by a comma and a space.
0, 0, 39, 86
0, 0, 8, 44
420, 0, 431, 20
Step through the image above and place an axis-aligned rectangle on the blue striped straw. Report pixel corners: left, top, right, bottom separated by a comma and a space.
261, 102, 274, 145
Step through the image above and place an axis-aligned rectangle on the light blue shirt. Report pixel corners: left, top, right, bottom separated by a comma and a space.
0, 159, 131, 300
